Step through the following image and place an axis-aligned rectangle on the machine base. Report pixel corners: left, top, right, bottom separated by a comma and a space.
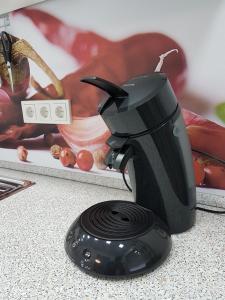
65, 200, 172, 278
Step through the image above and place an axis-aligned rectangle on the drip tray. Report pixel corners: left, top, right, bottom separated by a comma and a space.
0, 176, 33, 201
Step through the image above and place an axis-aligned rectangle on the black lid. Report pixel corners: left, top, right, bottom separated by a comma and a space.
81, 73, 178, 136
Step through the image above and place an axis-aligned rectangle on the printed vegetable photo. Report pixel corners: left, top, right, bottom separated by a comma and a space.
0, 0, 225, 191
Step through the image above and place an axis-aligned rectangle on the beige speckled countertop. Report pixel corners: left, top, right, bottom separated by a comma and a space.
0, 168, 225, 300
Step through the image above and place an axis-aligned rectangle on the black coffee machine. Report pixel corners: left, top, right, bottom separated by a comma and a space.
65, 72, 196, 278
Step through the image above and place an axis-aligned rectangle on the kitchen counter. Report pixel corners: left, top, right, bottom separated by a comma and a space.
0, 168, 224, 300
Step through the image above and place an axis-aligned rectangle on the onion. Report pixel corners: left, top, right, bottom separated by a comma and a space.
58, 115, 110, 153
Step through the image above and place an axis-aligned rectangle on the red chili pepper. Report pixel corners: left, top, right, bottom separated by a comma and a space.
182, 109, 225, 162
15, 8, 112, 65
193, 159, 205, 186
204, 165, 225, 189
183, 108, 225, 189
30, 31, 186, 117
191, 151, 225, 189
121, 33, 186, 97
16, 9, 186, 97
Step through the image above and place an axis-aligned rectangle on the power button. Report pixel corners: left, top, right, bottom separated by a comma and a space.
83, 249, 91, 259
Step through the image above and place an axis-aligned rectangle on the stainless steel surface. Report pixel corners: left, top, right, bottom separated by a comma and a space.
0, 176, 33, 200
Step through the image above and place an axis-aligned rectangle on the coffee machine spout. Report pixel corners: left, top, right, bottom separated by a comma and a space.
105, 146, 133, 171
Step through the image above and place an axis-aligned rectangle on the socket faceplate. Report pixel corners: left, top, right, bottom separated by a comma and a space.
21, 100, 72, 124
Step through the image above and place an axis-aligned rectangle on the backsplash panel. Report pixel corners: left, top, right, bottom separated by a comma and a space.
0, 0, 46, 15
0, 0, 225, 194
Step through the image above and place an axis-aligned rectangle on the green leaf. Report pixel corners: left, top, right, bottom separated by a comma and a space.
215, 102, 225, 124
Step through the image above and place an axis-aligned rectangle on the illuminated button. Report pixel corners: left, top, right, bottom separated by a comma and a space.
83, 249, 91, 259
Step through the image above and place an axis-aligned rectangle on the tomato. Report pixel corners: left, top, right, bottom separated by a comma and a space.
193, 159, 205, 186
76, 150, 94, 171
204, 165, 225, 189
60, 148, 76, 167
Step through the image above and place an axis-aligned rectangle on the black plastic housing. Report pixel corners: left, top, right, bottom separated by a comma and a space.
98, 73, 196, 233
125, 108, 196, 233
99, 73, 177, 135
65, 201, 171, 278
65, 73, 196, 279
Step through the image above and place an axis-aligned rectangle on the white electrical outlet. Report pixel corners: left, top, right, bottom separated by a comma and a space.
22, 103, 37, 122
52, 102, 68, 122
21, 100, 72, 124
36, 102, 51, 121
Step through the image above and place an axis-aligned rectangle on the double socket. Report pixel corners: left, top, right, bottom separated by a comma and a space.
21, 99, 72, 124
